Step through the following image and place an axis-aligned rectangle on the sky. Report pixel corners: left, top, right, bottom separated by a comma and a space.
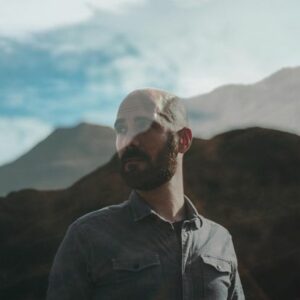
0, 0, 300, 165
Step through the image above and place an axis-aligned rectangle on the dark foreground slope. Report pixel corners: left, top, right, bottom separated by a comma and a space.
0, 127, 299, 300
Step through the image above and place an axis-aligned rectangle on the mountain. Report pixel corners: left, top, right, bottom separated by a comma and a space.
0, 127, 299, 300
185, 66, 300, 138
1, 66, 299, 196
0, 123, 116, 196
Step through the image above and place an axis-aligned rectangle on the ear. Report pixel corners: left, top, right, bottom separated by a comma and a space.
177, 127, 193, 154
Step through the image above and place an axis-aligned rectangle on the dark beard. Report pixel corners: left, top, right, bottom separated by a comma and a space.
119, 133, 178, 191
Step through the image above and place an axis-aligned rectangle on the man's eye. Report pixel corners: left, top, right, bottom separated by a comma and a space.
115, 125, 127, 134
136, 119, 152, 132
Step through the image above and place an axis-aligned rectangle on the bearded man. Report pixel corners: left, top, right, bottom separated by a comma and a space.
47, 88, 245, 300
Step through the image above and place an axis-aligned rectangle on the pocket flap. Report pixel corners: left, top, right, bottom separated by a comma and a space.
202, 256, 231, 273
112, 254, 160, 272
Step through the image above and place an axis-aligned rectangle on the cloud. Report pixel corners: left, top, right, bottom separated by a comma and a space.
88, 0, 145, 13
2, 0, 299, 96
0, 117, 53, 166
0, 27, 179, 126
0, 0, 143, 38
1, 1, 299, 98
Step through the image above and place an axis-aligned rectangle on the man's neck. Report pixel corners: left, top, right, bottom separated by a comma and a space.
137, 173, 185, 223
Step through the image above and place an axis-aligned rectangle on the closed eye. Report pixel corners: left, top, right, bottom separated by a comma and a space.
114, 121, 127, 135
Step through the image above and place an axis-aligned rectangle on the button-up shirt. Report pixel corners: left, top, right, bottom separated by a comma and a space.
47, 191, 245, 300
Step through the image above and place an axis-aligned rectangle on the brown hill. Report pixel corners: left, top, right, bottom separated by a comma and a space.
0, 127, 299, 300
0, 123, 115, 196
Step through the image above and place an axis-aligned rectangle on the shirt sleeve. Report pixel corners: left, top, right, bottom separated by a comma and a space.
46, 223, 92, 300
228, 238, 245, 300
228, 265, 245, 300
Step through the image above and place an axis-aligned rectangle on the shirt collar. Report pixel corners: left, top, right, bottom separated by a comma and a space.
184, 195, 203, 229
129, 190, 203, 228
129, 190, 153, 221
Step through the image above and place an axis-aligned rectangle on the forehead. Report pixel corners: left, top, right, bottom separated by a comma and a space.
116, 93, 158, 122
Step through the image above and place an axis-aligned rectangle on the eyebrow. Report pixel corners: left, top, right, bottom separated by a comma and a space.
156, 111, 171, 123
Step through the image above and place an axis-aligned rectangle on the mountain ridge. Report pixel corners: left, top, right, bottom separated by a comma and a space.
185, 66, 300, 138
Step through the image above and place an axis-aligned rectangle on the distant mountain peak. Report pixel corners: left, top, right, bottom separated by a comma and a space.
73, 122, 94, 129
186, 65, 300, 138
54, 122, 112, 132
260, 65, 300, 85
0, 122, 116, 196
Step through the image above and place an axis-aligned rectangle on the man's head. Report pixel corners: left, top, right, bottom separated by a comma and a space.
114, 88, 192, 191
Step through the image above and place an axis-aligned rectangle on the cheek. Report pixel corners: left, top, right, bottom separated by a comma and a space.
115, 137, 123, 156
144, 138, 166, 158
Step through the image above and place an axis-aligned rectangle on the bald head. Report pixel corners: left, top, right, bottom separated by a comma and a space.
118, 88, 189, 132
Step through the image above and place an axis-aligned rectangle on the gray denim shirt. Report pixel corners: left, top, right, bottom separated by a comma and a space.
47, 191, 245, 300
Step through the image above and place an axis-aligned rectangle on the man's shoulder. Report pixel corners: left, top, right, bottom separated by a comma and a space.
201, 215, 232, 237
198, 215, 237, 261
72, 200, 130, 228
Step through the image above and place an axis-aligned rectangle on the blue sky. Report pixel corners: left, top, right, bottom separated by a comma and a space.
0, 0, 300, 165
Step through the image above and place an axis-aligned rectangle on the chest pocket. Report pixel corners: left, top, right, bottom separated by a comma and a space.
110, 254, 162, 299
112, 254, 161, 280
201, 255, 232, 299
91, 254, 162, 300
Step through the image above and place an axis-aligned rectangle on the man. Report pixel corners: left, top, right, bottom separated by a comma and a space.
47, 88, 245, 299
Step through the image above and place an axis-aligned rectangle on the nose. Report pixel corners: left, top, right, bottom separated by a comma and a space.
116, 131, 141, 154
124, 131, 140, 148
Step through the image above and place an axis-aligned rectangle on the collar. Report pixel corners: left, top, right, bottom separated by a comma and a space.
129, 190, 154, 221
128, 190, 202, 229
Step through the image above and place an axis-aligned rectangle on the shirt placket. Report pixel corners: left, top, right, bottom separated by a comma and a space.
181, 222, 192, 300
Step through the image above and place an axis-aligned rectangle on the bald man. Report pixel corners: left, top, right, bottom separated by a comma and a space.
47, 89, 245, 300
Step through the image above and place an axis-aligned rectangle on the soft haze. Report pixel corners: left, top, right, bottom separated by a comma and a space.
0, 0, 300, 165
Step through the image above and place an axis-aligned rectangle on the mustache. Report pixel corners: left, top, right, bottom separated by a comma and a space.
121, 147, 150, 163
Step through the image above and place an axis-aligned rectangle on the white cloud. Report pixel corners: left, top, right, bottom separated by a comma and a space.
0, 0, 143, 38
88, 0, 145, 13
3, 0, 298, 96
82, 110, 116, 125
172, 0, 214, 7
0, 117, 53, 166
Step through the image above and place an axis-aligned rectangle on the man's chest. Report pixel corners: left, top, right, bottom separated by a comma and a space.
86, 222, 233, 300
